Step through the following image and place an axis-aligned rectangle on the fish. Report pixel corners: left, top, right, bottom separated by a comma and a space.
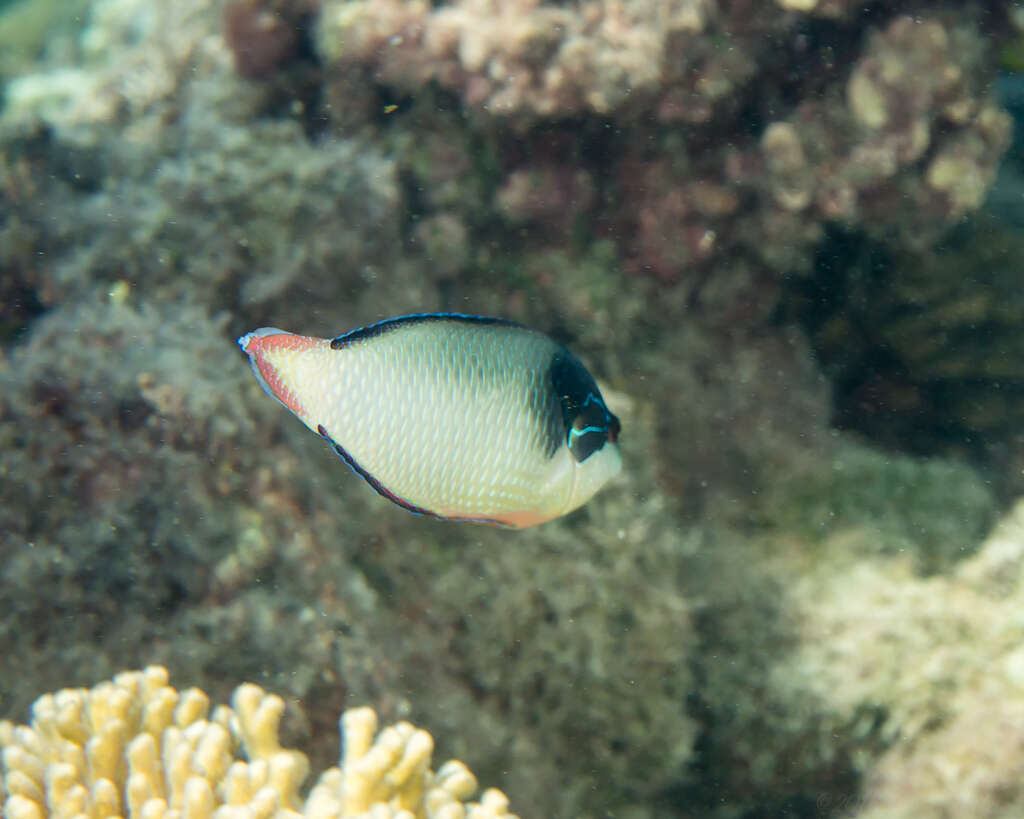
238, 313, 621, 528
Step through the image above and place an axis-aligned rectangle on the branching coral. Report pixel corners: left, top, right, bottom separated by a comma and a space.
0, 667, 517, 819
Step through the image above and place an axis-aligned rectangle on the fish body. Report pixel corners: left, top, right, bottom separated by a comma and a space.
238, 314, 621, 528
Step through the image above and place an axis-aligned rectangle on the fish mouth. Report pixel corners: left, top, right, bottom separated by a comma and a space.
238, 327, 290, 354
237, 329, 315, 418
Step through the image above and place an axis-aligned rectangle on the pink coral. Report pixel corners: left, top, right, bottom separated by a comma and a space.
224, 1, 303, 79
496, 165, 595, 233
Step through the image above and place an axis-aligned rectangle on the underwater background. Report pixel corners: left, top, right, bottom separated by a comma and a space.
2, 0, 1024, 816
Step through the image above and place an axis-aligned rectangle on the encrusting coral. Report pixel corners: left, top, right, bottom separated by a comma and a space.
0, 667, 517, 819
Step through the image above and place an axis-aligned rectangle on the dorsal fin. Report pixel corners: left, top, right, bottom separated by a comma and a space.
330, 313, 521, 349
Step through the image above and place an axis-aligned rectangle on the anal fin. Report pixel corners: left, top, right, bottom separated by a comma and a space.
316, 424, 510, 527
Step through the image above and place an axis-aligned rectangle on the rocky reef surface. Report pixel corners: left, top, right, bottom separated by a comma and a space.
0, 0, 1021, 817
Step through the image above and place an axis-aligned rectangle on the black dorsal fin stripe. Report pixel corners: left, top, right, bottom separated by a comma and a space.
330, 313, 523, 350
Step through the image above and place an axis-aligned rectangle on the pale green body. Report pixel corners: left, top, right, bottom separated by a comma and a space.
242, 318, 621, 527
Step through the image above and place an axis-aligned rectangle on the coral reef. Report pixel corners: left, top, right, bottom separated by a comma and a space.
674, 437, 1000, 815
619, 10, 1009, 290
223, 0, 318, 81
0, 96, 407, 332
753, 442, 997, 573
221, 0, 323, 122
1, 0, 1022, 817
790, 499, 1024, 818
0, 0, 91, 80
362, 478, 701, 814
784, 215, 1024, 495
317, 0, 718, 123
316, 2, 1011, 294
0, 296, 372, 713
0, 289, 698, 817
0, 666, 518, 819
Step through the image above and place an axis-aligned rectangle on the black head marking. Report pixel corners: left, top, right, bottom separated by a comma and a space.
549, 352, 620, 463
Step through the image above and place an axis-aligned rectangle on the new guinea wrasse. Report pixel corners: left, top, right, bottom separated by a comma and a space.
238, 313, 621, 528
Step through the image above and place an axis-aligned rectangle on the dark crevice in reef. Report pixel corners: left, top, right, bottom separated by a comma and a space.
0, 268, 46, 345
782, 228, 934, 450
780, 219, 1024, 497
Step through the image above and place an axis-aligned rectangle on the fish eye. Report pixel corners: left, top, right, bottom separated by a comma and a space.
566, 397, 620, 462
549, 351, 621, 463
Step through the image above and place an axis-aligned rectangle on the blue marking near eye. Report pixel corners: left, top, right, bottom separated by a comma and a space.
550, 353, 621, 462
568, 424, 608, 443
566, 392, 612, 446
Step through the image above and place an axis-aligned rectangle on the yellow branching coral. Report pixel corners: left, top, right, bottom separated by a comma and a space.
0, 667, 518, 819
